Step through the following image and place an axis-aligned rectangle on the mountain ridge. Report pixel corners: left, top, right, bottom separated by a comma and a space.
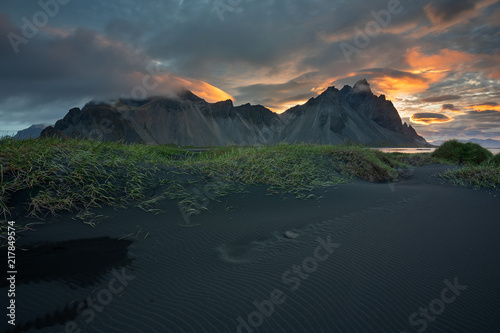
41, 80, 428, 147
13, 123, 51, 140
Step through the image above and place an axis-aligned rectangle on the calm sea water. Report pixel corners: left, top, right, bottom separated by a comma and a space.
375, 148, 500, 154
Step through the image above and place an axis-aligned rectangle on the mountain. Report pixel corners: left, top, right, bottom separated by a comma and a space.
43, 94, 283, 145
431, 138, 500, 148
41, 80, 428, 147
14, 124, 51, 140
280, 80, 426, 146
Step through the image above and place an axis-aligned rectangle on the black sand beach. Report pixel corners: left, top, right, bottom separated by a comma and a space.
2, 164, 500, 333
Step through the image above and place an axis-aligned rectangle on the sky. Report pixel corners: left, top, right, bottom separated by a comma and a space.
1, 0, 499, 142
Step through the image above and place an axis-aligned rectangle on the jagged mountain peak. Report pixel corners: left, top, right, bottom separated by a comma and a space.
353, 79, 372, 94
323, 86, 340, 94
212, 99, 234, 108
303, 79, 376, 107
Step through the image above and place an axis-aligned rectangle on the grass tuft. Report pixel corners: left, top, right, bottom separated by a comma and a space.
440, 166, 500, 190
432, 140, 500, 190
491, 153, 500, 167
0, 137, 180, 220
432, 140, 493, 165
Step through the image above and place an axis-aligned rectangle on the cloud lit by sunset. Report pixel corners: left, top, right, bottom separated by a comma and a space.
410, 113, 454, 125
369, 74, 430, 98
441, 104, 465, 114
352, 47, 479, 100
467, 103, 500, 112
169, 76, 234, 103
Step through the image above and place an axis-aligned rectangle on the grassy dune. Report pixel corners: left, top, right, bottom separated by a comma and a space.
1, 137, 498, 234
0, 138, 426, 222
432, 140, 500, 190
0, 137, 185, 220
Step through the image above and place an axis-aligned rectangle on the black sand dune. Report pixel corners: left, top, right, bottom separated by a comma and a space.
2, 164, 500, 333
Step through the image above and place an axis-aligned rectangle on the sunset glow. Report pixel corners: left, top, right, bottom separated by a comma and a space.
410, 113, 454, 125
467, 103, 500, 112
176, 78, 234, 103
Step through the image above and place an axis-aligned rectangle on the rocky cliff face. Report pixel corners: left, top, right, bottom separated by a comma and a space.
281, 80, 426, 146
41, 80, 428, 147
46, 104, 144, 143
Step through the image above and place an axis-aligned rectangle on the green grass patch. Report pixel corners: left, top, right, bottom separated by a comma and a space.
0, 137, 183, 219
431, 140, 500, 190
432, 140, 493, 165
183, 144, 412, 196
440, 165, 500, 190
0, 138, 431, 232
491, 153, 500, 167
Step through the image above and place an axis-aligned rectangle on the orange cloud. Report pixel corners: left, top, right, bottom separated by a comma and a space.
410, 113, 454, 125
179, 78, 234, 103
369, 75, 431, 97
406, 47, 476, 71
145, 73, 234, 103
345, 70, 445, 100
333, 47, 471, 99
327, 71, 434, 100
366, 46, 500, 99
406, 47, 500, 81
467, 102, 500, 112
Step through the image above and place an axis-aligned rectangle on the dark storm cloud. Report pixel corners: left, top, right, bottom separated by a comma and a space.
0, 13, 153, 126
233, 72, 322, 109
143, 0, 348, 79
442, 104, 460, 111
465, 110, 500, 121
412, 113, 452, 120
422, 95, 462, 102
423, 0, 477, 24
141, 0, 434, 83
105, 18, 148, 43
